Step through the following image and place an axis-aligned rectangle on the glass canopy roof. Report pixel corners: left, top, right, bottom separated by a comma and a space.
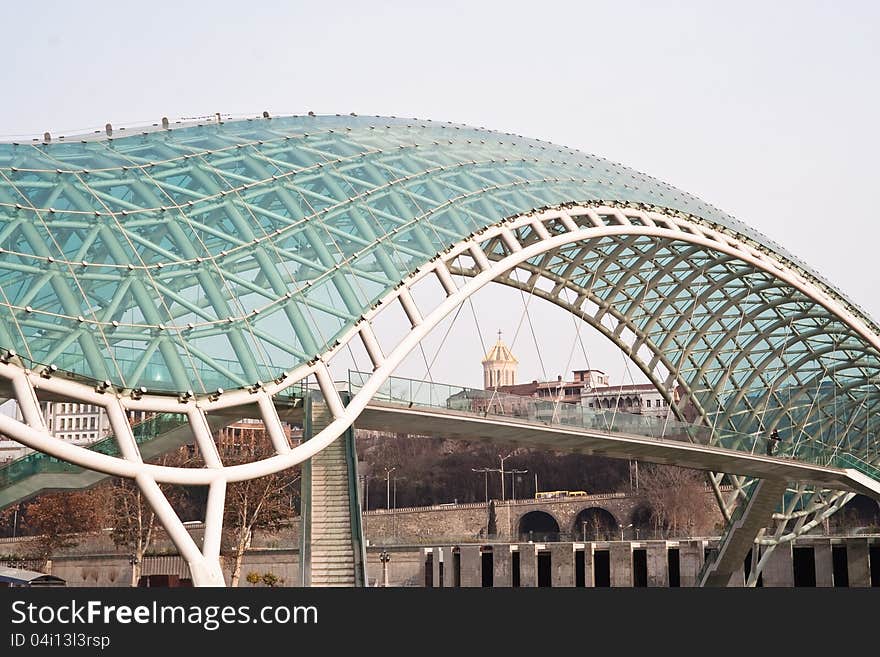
0, 115, 873, 397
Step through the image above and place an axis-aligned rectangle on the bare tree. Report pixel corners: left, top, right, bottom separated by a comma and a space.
104, 450, 194, 586
220, 434, 300, 587
638, 464, 715, 537
21, 490, 106, 570
106, 477, 158, 586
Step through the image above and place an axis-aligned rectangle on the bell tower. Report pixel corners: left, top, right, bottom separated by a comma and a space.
482, 330, 518, 389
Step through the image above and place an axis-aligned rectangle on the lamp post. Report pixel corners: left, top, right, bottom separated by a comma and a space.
507, 469, 528, 501
498, 452, 516, 501
379, 550, 391, 587
472, 467, 492, 503
392, 476, 407, 510
619, 523, 633, 541
384, 467, 396, 510
128, 555, 139, 588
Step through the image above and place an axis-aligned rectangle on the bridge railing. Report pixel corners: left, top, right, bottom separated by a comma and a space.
0, 412, 188, 492
349, 370, 880, 482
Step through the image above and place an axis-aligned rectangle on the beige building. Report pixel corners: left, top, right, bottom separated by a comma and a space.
579, 369, 678, 418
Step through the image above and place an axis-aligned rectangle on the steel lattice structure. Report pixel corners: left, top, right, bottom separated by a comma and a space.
0, 114, 877, 586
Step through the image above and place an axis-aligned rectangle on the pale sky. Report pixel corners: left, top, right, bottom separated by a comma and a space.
3, 1, 878, 388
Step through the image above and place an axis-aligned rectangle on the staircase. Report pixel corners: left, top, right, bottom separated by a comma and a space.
699, 478, 788, 587
0, 412, 232, 509
302, 397, 365, 587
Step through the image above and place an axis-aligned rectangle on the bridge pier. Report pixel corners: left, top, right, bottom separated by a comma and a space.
762, 543, 794, 587
582, 545, 595, 587
430, 547, 443, 587
493, 546, 512, 587
550, 544, 575, 587
847, 539, 871, 587
679, 541, 703, 587
646, 543, 668, 587
459, 546, 481, 587
518, 544, 538, 587
813, 542, 834, 587
610, 543, 632, 587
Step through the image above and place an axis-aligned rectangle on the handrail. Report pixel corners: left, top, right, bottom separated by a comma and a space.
342, 393, 368, 588
0, 412, 187, 492
349, 370, 880, 484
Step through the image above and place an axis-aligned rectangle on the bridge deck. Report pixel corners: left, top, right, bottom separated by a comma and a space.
355, 401, 880, 500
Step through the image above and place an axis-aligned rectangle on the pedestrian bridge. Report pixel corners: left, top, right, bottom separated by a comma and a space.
1, 113, 879, 585
348, 373, 880, 500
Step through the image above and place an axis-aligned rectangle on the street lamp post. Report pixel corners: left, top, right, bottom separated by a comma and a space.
498, 452, 517, 501
507, 469, 528, 501
385, 467, 396, 510
473, 453, 521, 504
128, 555, 139, 588
379, 550, 391, 587
392, 476, 407, 510
619, 523, 633, 541
472, 467, 492, 503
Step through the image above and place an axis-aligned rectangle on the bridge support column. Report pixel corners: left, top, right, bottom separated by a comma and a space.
549, 543, 574, 587
814, 541, 834, 587
518, 544, 538, 587
443, 547, 457, 588
646, 542, 668, 587
610, 543, 632, 587
431, 547, 443, 587
762, 543, 793, 587
493, 546, 512, 587
459, 546, 482, 587
582, 544, 595, 587
846, 539, 870, 587
680, 541, 703, 587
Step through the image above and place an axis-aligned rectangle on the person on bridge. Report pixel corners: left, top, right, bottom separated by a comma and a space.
766, 429, 781, 456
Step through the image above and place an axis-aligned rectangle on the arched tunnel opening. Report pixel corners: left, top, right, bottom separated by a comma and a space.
832, 494, 880, 533
518, 511, 561, 542
574, 507, 619, 541
630, 505, 654, 539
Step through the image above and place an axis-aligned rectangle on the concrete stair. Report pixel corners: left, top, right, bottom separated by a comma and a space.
307, 405, 357, 587
700, 478, 789, 587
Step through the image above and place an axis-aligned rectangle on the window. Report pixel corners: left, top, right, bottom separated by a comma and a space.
90, 417, 96, 429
